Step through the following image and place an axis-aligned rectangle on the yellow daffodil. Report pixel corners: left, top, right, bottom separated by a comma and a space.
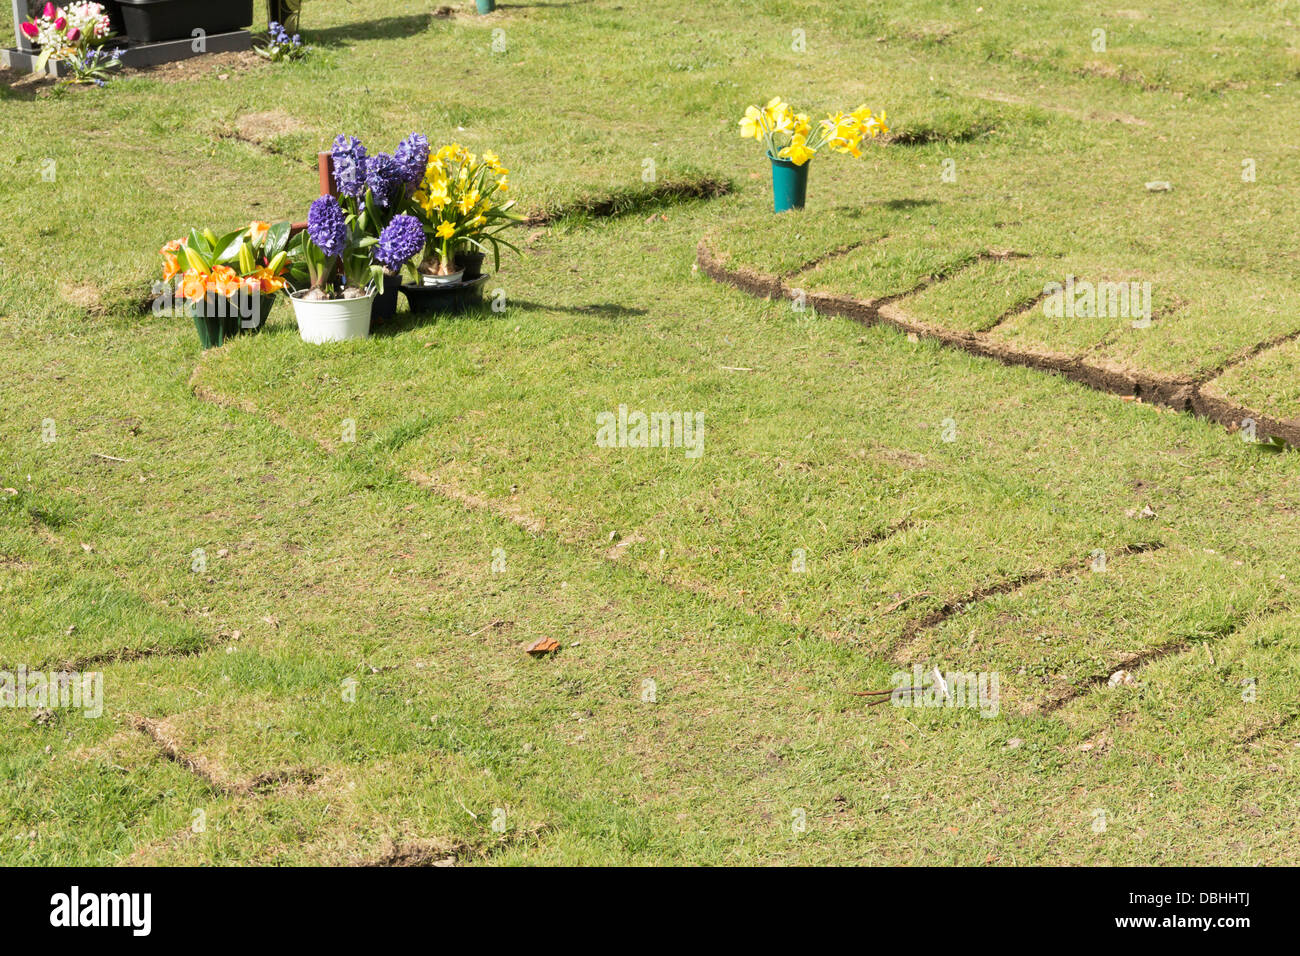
435, 221, 456, 239
782, 135, 816, 165
739, 97, 888, 167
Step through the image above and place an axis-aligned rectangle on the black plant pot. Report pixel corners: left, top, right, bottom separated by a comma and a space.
370, 275, 401, 324
401, 276, 489, 316
116, 0, 254, 44
454, 250, 486, 281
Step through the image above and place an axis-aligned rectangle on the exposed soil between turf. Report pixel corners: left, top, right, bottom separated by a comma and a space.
128, 713, 319, 796
697, 238, 1300, 447
888, 541, 1165, 663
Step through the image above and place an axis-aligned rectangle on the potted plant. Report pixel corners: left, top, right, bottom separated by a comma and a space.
318, 132, 430, 322
288, 194, 381, 343
371, 213, 427, 314
738, 97, 888, 212
157, 221, 291, 349
410, 144, 522, 284
20, 2, 117, 74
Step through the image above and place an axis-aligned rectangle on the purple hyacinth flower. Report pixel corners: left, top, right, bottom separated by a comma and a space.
374, 215, 426, 271
331, 135, 368, 200
307, 195, 347, 258
393, 133, 430, 188
365, 152, 403, 209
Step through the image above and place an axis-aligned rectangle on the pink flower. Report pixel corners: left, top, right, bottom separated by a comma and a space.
54, 16, 66, 29
20, 21, 38, 38
42, 3, 57, 19
66, 26, 80, 41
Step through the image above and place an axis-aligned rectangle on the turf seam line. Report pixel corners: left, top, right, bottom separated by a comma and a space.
1039, 600, 1295, 714
978, 287, 1054, 334
1193, 325, 1300, 388
127, 712, 320, 796
889, 541, 1165, 662
25, 639, 217, 673
782, 237, 882, 280
697, 238, 1300, 446
359, 824, 551, 867
1237, 709, 1300, 748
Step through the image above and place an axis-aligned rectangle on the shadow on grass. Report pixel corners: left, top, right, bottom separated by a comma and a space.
305, 14, 433, 47
364, 298, 647, 337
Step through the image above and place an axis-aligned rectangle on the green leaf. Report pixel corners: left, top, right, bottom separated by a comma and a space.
264, 221, 291, 257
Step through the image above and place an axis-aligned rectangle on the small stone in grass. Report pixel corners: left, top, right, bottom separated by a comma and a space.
1108, 669, 1135, 687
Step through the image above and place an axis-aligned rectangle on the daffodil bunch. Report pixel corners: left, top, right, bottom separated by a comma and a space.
739, 97, 889, 166
412, 144, 523, 274
159, 221, 293, 313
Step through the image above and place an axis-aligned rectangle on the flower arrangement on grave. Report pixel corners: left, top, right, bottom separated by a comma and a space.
159, 221, 292, 311
254, 20, 309, 62
21, 3, 115, 74
411, 144, 522, 281
738, 97, 889, 211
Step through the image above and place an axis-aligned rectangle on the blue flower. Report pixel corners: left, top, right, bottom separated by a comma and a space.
374, 214, 426, 272
331, 135, 368, 200
307, 195, 347, 258
365, 152, 403, 209
393, 133, 429, 188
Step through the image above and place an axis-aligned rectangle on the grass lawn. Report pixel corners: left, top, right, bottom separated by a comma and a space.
2, 0, 1298, 865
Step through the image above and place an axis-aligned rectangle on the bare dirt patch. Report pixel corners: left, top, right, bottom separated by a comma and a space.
125, 50, 265, 84
232, 109, 308, 146
60, 281, 105, 315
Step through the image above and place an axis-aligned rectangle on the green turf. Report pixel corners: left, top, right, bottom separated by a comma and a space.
2, 0, 1298, 865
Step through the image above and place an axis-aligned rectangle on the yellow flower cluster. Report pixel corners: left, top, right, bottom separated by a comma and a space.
413, 144, 510, 235
739, 97, 888, 166
410, 143, 519, 266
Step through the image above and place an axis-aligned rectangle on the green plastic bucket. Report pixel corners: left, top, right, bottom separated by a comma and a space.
476, 0, 496, 12
768, 152, 809, 212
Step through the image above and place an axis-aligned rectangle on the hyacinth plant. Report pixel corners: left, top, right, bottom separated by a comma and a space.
739, 97, 889, 165
158, 221, 292, 320
294, 194, 382, 300
21, 2, 115, 74
412, 144, 523, 274
254, 21, 309, 62
373, 214, 427, 278
320, 133, 430, 292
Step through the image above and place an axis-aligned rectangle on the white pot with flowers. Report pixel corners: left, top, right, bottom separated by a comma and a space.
288, 194, 381, 343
